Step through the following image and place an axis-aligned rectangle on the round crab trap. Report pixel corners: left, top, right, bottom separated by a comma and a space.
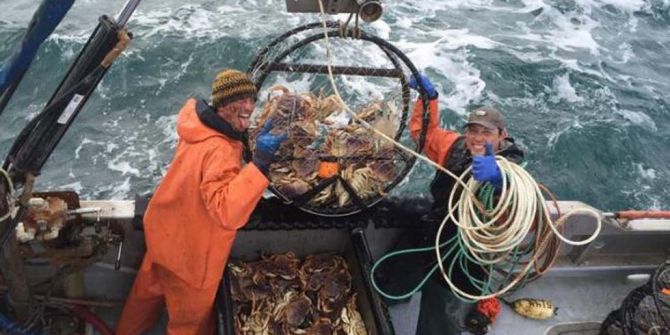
600, 261, 670, 335
653, 261, 670, 329
246, 21, 430, 217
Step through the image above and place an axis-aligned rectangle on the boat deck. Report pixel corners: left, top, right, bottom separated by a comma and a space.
27, 199, 669, 334
84, 254, 655, 334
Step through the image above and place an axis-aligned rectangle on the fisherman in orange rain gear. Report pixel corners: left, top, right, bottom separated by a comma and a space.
413, 74, 524, 335
116, 69, 286, 335
375, 74, 524, 335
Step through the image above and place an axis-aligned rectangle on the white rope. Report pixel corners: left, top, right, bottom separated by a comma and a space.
314, 0, 463, 184
315, 0, 601, 299
435, 156, 602, 300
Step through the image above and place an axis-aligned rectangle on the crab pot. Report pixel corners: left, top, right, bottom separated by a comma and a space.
244, 21, 429, 217
214, 227, 395, 335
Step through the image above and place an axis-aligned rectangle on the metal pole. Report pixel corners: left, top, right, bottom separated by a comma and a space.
265, 62, 402, 78
115, 0, 142, 27
0, 78, 22, 118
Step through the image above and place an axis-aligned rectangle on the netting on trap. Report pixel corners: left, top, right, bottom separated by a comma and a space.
600, 261, 670, 335
245, 21, 430, 217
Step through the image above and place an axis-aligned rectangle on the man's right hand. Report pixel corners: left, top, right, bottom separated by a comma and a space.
472, 142, 502, 189
253, 119, 287, 173
409, 74, 438, 100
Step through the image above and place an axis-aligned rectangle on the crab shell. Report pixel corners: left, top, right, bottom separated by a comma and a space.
290, 147, 319, 180
251, 263, 269, 285
326, 131, 349, 157
268, 163, 292, 183
318, 294, 348, 323
311, 184, 335, 205
317, 267, 352, 318
231, 253, 367, 335
301, 255, 340, 292
276, 178, 311, 199
321, 268, 351, 302
229, 262, 254, 303
355, 101, 383, 122
290, 120, 318, 146
368, 159, 396, 183
291, 160, 318, 181
302, 270, 329, 292
343, 132, 374, 157
248, 284, 273, 303
257, 89, 405, 214
306, 318, 335, 335
341, 294, 367, 335
304, 90, 344, 121
267, 320, 288, 335
241, 299, 272, 335
265, 94, 308, 136
261, 252, 301, 279
284, 293, 313, 328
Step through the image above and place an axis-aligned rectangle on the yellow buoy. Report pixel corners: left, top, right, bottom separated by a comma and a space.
508, 298, 558, 320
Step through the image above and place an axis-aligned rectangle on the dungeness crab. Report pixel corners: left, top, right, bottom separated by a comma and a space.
229, 253, 368, 335
250, 87, 402, 211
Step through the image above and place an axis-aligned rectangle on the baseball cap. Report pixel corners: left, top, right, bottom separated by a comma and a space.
464, 106, 505, 130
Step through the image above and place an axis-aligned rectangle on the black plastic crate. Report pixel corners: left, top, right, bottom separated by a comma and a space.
214, 228, 395, 335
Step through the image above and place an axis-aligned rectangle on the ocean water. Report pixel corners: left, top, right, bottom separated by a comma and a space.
0, 0, 669, 212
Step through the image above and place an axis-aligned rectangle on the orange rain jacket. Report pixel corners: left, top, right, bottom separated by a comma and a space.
143, 98, 269, 289
409, 98, 460, 165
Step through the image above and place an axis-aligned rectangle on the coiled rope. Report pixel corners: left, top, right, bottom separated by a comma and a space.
435, 158, 601, 300
314, 0, 602, 301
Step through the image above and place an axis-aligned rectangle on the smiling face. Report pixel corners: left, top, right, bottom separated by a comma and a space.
464, 124, 506, 156
216, 97, 255, 132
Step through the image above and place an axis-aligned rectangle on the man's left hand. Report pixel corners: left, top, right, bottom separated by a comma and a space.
472, 143, 502, 187
409, 74, 438, 100
253, 118, 287, 173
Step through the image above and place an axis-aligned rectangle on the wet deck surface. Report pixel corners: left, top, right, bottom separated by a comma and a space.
385, 270, 642, 334
87, 263, 640, 334
78, 221, 661, 334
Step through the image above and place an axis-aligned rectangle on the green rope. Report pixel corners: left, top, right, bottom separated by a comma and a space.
370, 235, 458, 300
370, 177, 532, 303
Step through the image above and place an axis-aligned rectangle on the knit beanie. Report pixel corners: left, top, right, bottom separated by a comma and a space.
211, 69, 257, 108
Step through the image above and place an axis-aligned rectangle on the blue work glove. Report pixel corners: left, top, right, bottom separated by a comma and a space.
409, 74, 438, 100
253, 119, 287, 174
472, 143, 503, 189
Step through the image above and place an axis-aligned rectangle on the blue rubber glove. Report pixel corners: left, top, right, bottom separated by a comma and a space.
253, 119, 287, 174
409, 74, 438, 100
472, 143, 502, 188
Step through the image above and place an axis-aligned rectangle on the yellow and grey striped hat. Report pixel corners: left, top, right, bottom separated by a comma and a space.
211, 69, 257, 108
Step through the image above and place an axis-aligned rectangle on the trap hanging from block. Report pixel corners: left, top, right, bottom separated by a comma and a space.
246, 21, 430, 217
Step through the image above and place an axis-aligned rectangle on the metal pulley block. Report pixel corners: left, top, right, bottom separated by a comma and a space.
285, 0, 383, 22
17, 196, 68, 242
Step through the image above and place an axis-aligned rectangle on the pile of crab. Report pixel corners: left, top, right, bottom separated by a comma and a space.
228, 252, 367, 335
251, 87, 401, 209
